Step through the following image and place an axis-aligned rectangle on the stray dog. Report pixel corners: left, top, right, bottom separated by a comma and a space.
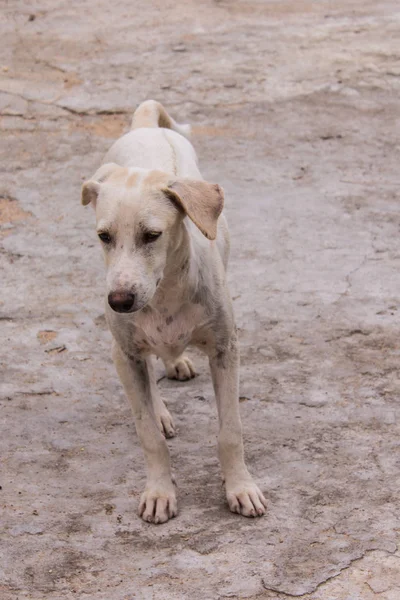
81, 100, 267, 523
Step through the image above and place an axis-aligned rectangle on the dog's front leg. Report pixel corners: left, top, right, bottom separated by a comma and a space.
209, 332, 267, 517
112, 343, 177, 523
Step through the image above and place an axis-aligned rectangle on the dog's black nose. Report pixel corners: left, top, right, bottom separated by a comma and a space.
108, 291, 135, 313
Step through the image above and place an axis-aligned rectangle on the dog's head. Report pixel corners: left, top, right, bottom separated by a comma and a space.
81, 163, 224, 313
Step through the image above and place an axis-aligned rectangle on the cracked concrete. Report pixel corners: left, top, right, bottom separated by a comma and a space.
1, 1, 400, 599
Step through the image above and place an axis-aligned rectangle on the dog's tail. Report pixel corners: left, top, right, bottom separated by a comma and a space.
131, 100, 191, 139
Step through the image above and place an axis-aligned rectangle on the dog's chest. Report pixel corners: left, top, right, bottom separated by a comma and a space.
133, 302, 205, 359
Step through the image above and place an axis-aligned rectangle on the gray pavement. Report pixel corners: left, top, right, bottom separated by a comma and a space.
1, 1, 400, 598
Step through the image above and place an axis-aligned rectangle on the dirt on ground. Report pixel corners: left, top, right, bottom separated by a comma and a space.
1, 1, 400, 599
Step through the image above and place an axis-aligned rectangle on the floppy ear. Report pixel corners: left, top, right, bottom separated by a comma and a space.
81, 181, 100, 206
81, 163, 120, 207
163, 179, 224, 240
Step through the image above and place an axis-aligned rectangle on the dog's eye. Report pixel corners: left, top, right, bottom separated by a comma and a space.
98, 231, 112, 244
144, 231, 162, 243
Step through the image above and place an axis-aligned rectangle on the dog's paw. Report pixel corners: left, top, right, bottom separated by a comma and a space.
226, 479, 267, 517
138, 481, 177, 524
165, 355, 196, 381
155, 405, 176, 439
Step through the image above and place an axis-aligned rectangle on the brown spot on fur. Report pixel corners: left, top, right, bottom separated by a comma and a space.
126, 172, 140, 187
166, 316, 173, 325
216, 350, 227, 369
143, 170, 169, 189
193, 284, 208, 305
180, 257, 190, 273
127, 354, 144, 365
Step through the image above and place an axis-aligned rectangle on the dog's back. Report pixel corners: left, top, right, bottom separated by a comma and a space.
103, 101, 199, 178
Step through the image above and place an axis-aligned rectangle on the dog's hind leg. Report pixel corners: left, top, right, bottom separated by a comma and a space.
147, 356, 176, 438
164, 354, 196, 381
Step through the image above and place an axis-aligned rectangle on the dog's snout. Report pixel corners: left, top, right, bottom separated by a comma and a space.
108, 291, 135, 313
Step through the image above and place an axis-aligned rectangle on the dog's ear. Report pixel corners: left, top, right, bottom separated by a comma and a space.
163, 179, 224, 240
81, 163, 120, 207
81, 181, 100, 207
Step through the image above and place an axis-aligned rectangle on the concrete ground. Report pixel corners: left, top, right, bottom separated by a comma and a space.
1, 1, 400, 598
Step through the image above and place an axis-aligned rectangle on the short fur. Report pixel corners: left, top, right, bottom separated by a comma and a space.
81, 100, 266, 523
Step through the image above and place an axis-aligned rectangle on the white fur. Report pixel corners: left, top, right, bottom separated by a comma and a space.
82, 100, 267, 523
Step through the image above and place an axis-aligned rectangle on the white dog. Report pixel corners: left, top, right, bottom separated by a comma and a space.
82, 100, 267, 523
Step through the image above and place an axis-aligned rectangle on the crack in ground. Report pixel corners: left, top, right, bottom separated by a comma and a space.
0, 90, 128, 117
324, 328, 371, 342
343, 254, 370, 295
261, 546, 397, 597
